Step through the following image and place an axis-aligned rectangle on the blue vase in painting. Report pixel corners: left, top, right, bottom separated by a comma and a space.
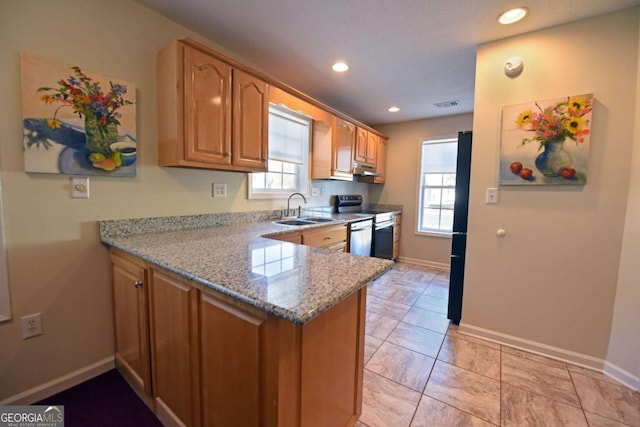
535, 138, 573, 177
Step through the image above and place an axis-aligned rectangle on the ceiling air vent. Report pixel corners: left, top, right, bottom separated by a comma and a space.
434, 100, 459, 108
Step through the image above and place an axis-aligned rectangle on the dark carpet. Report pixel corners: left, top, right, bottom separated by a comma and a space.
35, 369, 162, 427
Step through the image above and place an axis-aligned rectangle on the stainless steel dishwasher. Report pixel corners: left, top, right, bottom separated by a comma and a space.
348, 218, 373, 256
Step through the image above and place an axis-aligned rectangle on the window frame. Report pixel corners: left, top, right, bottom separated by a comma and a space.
247, 104, 311, 200
415, 137, 458, 238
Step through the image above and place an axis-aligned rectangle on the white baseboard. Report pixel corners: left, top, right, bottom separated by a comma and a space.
0, 356, 115, 405
604, 361, 640, 392
397, 256, 450, 272
458, 323, 606, 371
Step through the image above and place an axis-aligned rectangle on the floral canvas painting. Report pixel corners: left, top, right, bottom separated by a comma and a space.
499, 94, 592, 186
21, 53, 136, 176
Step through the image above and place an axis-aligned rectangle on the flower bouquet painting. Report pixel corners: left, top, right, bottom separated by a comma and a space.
499, 94, 593, 185
21, 53, 136, 176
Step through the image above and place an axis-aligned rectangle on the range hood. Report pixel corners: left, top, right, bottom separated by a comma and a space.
352, 162, 379, 177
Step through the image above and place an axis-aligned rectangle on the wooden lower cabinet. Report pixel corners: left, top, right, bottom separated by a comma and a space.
200, 293, 272, 426
110, 252, 152, 408
149, 270, 201, 427
301, 224, 347, 250
393, 213, 402, 260
111, 248, 366, 427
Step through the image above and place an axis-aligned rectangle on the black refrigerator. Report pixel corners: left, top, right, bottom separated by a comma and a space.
447, 131, 472, 325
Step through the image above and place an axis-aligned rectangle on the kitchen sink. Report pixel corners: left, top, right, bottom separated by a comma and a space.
273, 217, 338, 226
299, 217, 335, 223
274, 219, 316, 226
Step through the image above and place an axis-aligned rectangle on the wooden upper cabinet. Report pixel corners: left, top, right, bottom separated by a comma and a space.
332, 116, 355, 178
354, 127, 368, 164
354, 127, 377, 167
184, 46, 232, 166
232, 69, 268, 171
158, 39, 267, 172
358, 136, 387, 184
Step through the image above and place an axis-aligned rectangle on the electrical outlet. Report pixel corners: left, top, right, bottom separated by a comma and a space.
319, 187, 325, 196
311, 187, 318, 197
21, 313, 43, 339
212, 183, 227, 198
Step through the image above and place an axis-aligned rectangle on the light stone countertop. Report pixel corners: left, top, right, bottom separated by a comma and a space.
101, 218, 394, 324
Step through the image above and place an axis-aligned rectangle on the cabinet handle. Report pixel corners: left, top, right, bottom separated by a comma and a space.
133, 280, 143, 288
324, 236, 332, 240
225, 152, 232, 157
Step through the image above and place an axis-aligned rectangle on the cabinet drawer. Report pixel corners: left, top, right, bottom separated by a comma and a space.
302, 225, 347, 248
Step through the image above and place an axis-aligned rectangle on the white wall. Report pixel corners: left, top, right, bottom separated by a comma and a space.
373, 113, 473, 266
605, 11, 640, 389
461, 9, 639, 367
0, 0, 370, 401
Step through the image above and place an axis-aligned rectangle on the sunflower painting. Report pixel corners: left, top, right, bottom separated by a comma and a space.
499, 94, 593, 186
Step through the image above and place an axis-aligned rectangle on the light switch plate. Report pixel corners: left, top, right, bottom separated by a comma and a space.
311, 187, 318, 197
486, 188, 498, 204
70, 177, 90, 199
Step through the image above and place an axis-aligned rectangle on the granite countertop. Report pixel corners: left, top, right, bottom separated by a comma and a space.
100, 214, 394, 324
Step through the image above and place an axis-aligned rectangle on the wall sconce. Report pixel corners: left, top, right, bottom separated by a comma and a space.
504, 56, 524, 77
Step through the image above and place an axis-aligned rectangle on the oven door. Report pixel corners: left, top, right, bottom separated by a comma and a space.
349, 219, 373, 256
373, 220, 394, 259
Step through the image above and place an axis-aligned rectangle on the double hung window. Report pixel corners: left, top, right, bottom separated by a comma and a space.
248, 105, 311, 198
417, 138, 457, 234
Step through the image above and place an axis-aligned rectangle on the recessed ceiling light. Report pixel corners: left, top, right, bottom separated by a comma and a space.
498, 7, 528, 24
388, 106, 400, 112
332, 62, 349, 72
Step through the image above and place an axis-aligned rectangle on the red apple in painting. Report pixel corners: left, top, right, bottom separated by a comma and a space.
510, 162, 523, 174
561, 167, 576, 179
519, 168, 533, 180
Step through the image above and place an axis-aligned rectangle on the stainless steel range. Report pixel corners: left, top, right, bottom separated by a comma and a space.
335, 195, 396, 260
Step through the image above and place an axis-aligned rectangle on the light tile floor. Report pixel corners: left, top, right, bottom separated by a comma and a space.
357, 262, 640, 427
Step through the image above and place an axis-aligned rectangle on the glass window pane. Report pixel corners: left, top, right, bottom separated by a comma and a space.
440, 209, 454, 230
443, 173, 456, 186
266, 172, 282, 189
442, 189, 456, 209
424, 188, 442, 208
424, 173, 442, 186
421, 208, 441, 230
282, 174, 296, 189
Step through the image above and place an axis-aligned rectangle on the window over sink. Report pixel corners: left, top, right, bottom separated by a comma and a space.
248, 104, 311, 199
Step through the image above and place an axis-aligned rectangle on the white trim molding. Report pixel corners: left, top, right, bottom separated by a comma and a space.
398, 256, 450, 272
604, 361, 640, 392
458, 323, 605, 371
0, 356, 115, 405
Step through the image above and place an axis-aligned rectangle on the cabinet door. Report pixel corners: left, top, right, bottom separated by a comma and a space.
333, 117, 355, 176
200, 294, 268, 426
232, 69, 268, 171
354, 127, 368, 164
375, 138, 387, 183
110, 253, 151, 403
366, 132, 378, 167
183, 45, 233, 165
150, 271, 201, 427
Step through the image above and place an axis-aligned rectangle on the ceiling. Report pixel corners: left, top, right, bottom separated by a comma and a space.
136, 0, 640, 125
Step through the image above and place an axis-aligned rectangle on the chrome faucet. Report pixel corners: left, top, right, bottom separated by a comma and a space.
286, 192, 307, 217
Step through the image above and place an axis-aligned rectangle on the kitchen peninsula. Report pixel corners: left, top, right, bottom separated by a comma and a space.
100, 211, 393, 427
